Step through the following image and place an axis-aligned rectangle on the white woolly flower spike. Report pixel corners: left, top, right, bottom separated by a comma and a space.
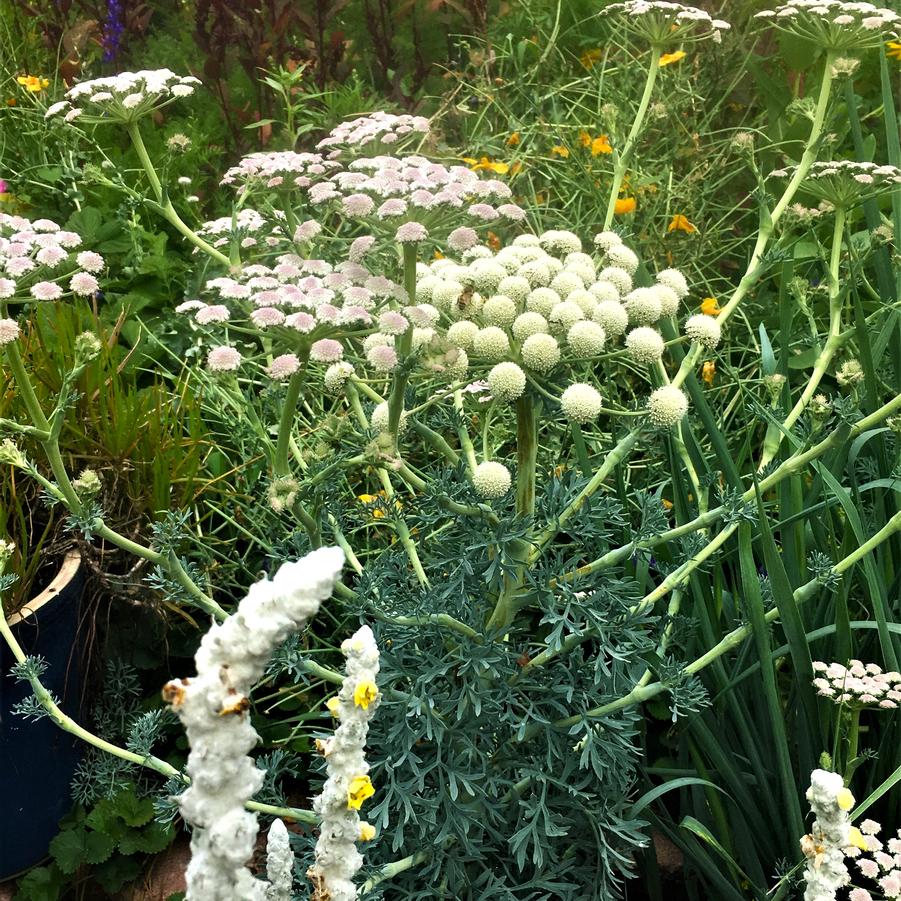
800, 769, 854, 901
308, 625, 381, 901
163, 547, 346, 901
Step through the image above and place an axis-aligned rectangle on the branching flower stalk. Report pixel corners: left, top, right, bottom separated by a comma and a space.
163, 547, 347, 900
386, 243, 419, 454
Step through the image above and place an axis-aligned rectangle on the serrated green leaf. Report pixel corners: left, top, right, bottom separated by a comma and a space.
49, 829, 89, 875
118, 821, 175, 856
92, 855, 143, 894
84, 830, 117, 866
11, 864, 65, 901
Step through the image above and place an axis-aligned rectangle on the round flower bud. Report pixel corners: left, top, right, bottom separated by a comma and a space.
550, 271, 585, 297
472, 461, 512, 499
549, 301, 584, 334
497, 275, 531, 302
561, 383, 603, 424
654, 284, 680, 318
592, 300, 629, 337
363, 332, 394, 353
496, 247, 525, 273
564, 260, 596, 286
472, 326, 511, 361
684, 314, 721, 349
447, 319, 479, 350
598, 266, 633, 295
588, 280, 621, 303
625, 327, 665, 364
526, 287, 561, 317
518, 260, 552, 288
487, 362, 527, 402
462, 245, 493, 261
593, 231, 623, 251
371, 402, 408, 434
443, 347, 469, 381
544, 256, 563, 277
647, 385, 689, 428
521, 332, 560, 373
432, 280, 466, 311
366, 344, 399, 372
469, 260, 507, 294
567, 289, 598, 316
416, 275, 440, 302
567, 320, 606, 356
324, 361, 355, 394
564, 252, 596, 276
512, 311, 549, 341
412, 327, 436, 350
539, 230, 581, 255
482, 295, 518, 328
624, 287, 663, 325
512, 234, 541, 247
657, 267, 689, 299
605, 243, 639, 275
0, 319, 20, 346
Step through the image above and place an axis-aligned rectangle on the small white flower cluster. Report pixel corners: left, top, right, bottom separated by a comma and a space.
308, 625, 381, 901
176, 255, 404, 375
220, 152, 342, 193
812, 660, 901, 708
304, 154, 526, 243
770, 160, 901, 209
0, 213, 103, 332
846, 819, 901, 900
163, 546, 346, 901
600, 1, 731, 44
800, 769, 854, 901
45, 69, 200, 124
755, 0, 900, 49
317, 111, 431, 156
196, 208, 276, 249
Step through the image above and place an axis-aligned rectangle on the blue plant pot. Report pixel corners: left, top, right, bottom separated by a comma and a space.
1, 552, 84, 880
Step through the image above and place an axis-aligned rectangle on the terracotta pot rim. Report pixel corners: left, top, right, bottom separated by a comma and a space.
6, 549, 82, 626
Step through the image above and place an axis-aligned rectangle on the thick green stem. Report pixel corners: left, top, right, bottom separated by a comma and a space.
515, 395, 538, 517
126, 123, 232, 269
274, 363, 307, 478
603, 49, 661, 229
386, 244, 419, 453
759, 204, 847, 469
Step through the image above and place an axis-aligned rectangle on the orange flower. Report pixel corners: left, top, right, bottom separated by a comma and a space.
614, 197, 636, 215
702, 361, 715, 385
578, 130, 592, 147
700, 297, 721, 316
667, 214, 697, 234
433, 249, 445, 260
551, 145, 570, 158
659, 51, 686, 67
591, 134, 613, 155
506, 132, 521, 146
487, 231, 502, 251
509, 161, 523, 176
6, 98, 16, 107
462, 156, 510, 175
534, 193, 547, 205
887, 41, 901, 60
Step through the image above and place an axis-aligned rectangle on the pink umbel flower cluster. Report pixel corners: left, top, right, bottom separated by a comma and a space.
317, 111, 430, 156
178, 254, 405, 376
0, 213, 104, 328
845, 819, 901, 900
812, 660, 901, 708
220, 152, 341, 193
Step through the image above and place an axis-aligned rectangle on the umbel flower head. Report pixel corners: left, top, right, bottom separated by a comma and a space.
812, 659, 901, 709
755, 1, 900, 50
600, 1, 731, 45
220, 151, 341, 195
769, 160, 901, 209
45, 69, 200, 125
317, 111, 431, 157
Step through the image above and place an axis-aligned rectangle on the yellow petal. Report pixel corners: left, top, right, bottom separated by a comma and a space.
659, 50, 687, 67
837, 788, 854, 811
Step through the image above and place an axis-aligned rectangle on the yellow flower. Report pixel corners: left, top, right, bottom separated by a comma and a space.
551, 145, 570, 158
661, 498, 674, 510
347, 775, 375, 810
578, 130, 592, 147
358, 491, 401, 519
667, 214, 697, 234
509, 160, 523, 176
433, 249, 445, 260
700, 297, 721, 316
463, 156, 510, 174
659, 51, 686, 67
614, 197, 636, 215
702, 361, 715, 385
506, 132, 520, 146
848, 827, 868, 851
580, 48, 603, 69
326, 696, 341, 718
591, 134, 613, 155
16, 75, 49, 93
836, 788, 854, 812
359, 822, 377, 842
353, 680, 379, 710
887, 41, 901, 60
6, 98, 16, 107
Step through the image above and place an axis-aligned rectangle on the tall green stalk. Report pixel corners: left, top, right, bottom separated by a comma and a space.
386, 244, 418, 454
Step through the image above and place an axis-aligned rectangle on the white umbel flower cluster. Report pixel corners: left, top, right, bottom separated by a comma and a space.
308, 625, 381, 901
600, 1, 731, 44
163, 546, 346, 901
756, 1, 900, 50
46, 69, 200, 124
800, 769, 854, 901
769, 160, 901, 209
317, 111, 431, 156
